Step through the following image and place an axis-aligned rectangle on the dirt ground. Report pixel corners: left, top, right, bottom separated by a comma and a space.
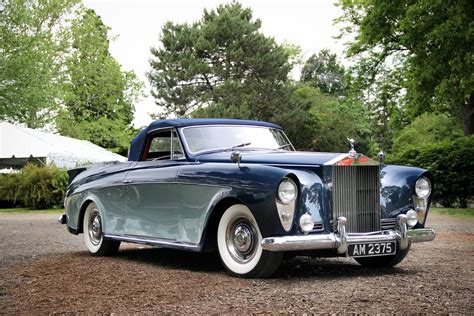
0, 213, 472, 314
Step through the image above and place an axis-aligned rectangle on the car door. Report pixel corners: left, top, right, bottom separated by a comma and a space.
124, 128, 186, 240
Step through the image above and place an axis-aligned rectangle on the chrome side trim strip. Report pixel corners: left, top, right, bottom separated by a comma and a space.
103, 234, 200, 251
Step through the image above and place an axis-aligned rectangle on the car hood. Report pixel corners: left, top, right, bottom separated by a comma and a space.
194, 150, 347, 167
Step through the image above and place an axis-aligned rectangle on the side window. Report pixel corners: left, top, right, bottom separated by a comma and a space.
142, 130, 184, 161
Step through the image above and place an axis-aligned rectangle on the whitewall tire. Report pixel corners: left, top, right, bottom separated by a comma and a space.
217, 204, 283, 278
83, 202, 120, 256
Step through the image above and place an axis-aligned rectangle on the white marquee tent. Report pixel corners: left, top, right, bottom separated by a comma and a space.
0, 121, 126, 170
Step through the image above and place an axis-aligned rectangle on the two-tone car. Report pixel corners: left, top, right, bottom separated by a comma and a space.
59, 119, 435, 277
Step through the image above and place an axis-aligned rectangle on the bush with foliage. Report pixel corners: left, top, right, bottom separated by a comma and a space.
388, 136, 474, 208
0, 173, 22, 206
391, 113, 463, 154
0, 164, 68, 209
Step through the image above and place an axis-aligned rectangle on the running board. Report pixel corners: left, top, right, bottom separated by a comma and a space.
103, 234, 200, 252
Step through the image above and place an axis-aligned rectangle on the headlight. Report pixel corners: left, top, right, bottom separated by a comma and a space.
278, 178, 297, 204
415, 177, 431, 198
276, 177, 298, 231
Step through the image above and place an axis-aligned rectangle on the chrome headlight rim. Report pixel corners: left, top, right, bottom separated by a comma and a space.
415, 176, 431, 199
277, 177, 298, 205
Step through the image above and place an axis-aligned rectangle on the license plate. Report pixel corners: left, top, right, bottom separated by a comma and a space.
348, 241, 396, 257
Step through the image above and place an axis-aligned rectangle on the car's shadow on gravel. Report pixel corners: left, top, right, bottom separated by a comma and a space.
274, 256, 417, 280
85, 247, 417, 279
113, 247, 224, 273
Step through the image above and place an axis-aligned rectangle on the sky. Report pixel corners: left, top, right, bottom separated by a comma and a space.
82, 0, 344, 127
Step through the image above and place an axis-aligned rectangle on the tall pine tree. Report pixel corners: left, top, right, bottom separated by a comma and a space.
147, 2, 291, 119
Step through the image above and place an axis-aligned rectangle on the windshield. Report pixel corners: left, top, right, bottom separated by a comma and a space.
181, 125, 294, 154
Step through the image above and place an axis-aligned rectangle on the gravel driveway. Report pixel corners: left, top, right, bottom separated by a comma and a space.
0, 212, 472, 314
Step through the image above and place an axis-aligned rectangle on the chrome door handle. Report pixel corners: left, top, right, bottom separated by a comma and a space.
122, 180, 133, 184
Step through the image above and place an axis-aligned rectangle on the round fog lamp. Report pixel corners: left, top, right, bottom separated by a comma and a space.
281, 209, 292, 222
299, 213, 314, 233
406, 210, 418, 227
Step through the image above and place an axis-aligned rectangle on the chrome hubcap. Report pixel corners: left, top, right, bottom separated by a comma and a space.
226, 219, 257, 264
233, 225, 252, 253
88, 209, 102, 246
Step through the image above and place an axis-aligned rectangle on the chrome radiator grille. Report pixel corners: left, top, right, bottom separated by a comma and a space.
332, 165, 381, 233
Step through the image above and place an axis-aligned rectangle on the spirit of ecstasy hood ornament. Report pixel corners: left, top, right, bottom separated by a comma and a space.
347, 138, 356, 157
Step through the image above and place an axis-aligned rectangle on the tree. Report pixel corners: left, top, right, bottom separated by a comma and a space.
391, 112, 463, 154
277, 83, 370, 152
300, 49, 347, 96
57, 9, 143, 154
337, 0, 474, 135
147, 2, 292, 118
0, 0, 79, 127
356, 67, 408, 153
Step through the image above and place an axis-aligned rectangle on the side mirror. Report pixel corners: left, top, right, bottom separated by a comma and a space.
230, 151, 242, 167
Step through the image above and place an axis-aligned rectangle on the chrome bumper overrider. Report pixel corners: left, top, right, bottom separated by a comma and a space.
261, 215, 435, 253
57, 214, 67, 225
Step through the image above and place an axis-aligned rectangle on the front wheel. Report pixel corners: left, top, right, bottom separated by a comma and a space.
217, 204, 283, 278
354, 243, 411, 268
83, 202, 120, 256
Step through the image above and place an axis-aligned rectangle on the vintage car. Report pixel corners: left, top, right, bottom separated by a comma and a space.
60, 119, 435, 277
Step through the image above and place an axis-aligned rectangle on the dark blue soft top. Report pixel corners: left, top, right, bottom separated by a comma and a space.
128, 119, 282, 161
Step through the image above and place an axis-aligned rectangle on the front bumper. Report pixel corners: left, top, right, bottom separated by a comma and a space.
261, 214, 435, 253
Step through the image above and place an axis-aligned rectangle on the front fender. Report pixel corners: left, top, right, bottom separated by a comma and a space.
178, 163, 293, 239
380, 164, 433, 220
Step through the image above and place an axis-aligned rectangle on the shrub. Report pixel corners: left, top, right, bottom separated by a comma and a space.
0, 173, 22, 206
388, 136, 474, 208
391, 112, 463, 153
0, 164, 68, 209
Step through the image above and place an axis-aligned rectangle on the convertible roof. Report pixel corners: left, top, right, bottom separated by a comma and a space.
146, 118, 281, 130
129, 119, 282, 161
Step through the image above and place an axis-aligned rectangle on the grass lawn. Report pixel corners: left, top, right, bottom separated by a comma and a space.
0, 208, 63, 214
430, 207, 474, 218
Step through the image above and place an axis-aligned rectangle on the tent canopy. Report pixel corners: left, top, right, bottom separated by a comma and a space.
0, 121, 126, 169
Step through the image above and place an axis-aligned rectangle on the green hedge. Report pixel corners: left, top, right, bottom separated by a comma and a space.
0, 164, 68, 209
388, 136, 474, 208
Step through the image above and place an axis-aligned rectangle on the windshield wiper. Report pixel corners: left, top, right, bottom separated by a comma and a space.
229, 142, 252, 150
276, 143, 292, 150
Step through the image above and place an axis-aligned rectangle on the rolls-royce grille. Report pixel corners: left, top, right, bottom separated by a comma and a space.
332, 165, 381, 233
